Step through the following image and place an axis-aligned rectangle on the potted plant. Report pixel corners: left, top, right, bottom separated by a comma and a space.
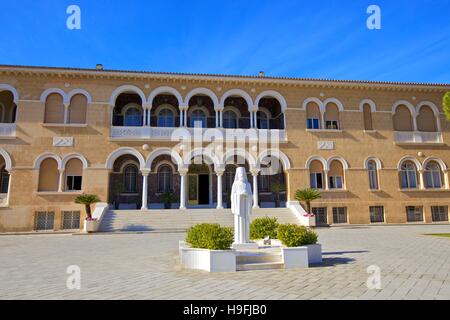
271, 183, 285, 208
250, 217, 281, 246
180, 223, 236, 273
295, 188, 322, 227
75, 194, 101, 233
161, 191, 176, 209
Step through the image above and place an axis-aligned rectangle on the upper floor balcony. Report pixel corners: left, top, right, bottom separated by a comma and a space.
0, 123, 16, 139
394, 131, 443, 145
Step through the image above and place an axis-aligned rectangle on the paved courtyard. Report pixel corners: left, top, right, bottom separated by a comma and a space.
0, 225, 449, 300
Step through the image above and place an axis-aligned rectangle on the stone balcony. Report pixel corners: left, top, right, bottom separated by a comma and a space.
394, 131, 443, 145
110, 126, 287, 142
0, 124, 16, 139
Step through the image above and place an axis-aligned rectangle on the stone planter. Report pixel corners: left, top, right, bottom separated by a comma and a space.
281, 247, 309, 269
180, 243, 236, 273
299, 215, 317, 227
304, 244, 322, 264
84, 220, 98, 233
255, 239, 283, 247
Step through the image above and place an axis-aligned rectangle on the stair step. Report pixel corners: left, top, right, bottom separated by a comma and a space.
236, 253, 282, 264
236, 262, 285, 271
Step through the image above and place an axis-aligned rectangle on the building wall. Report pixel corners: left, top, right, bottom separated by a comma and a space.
0, 67, 449, 231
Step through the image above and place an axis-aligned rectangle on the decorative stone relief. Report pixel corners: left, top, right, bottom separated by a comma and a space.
318, 141, 334, 150
53, 137, 74, 147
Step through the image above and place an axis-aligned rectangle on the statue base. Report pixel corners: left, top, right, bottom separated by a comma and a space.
232, 242, 259, 250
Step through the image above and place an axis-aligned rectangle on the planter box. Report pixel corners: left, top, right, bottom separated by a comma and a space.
304, 244, 322, 264
84, 220, 99, 233
282, 247, 309, 269
299, 215, 317, 227
180, 244, 236, 273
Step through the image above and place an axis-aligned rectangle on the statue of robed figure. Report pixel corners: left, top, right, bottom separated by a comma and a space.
231, 167, 253, 245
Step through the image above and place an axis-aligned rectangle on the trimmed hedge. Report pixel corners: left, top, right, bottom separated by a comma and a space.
186, 223, 234, 250
277, 224, 318, 247
250, 217, 279, 240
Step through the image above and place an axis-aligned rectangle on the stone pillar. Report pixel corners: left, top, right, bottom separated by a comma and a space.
324, 170, 329, 190
63, 103, 70, 124
251, 171, 260, 209
184, 110, 188, 127
419, 170, 425, 190
179, 169, 188, 209
444, 169, 449, 190
215, 110, 219, 128
141, 170, 150, 210
216, 170, 224, 209
58, 169, 65, 192
219, 110, 223, 127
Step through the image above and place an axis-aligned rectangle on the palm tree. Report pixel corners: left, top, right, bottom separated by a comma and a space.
295, 188, 322, 214
271, 183, 286, 208
75, 194, 101, 219
444, 92, 450, 121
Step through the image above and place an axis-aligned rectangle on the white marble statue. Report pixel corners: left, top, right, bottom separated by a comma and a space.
231, 167, 253, 245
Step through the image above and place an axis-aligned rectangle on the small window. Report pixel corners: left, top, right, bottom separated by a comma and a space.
190, 110, 207, 128
329, 176, 343, 189
400, 163, 418, 189
124, 107, 143, 127
0, 166, 9, 193
123, 164, 138, 193
157, 165, 172, 193
310, 173, 323, 189
406, 206, 423, 223
307, 118, 320, 129
223, 111, 238, 129
313, 207, 328, 226
258, 174, 269, 192
370, 206, 385, 223
367, 161, 379, 190
61, 211, 81, 230
257, 112, 269, 129
158, 109, 175, 128
332, 207, 347, 224
66, 176, 82, 191
424, 163, 442, 189
325, 120, 339, 130
431, 206, 449, 222
35, 211, 55, 231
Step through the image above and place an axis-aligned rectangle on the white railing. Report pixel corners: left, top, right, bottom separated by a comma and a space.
111, 126, 287, 142
0, 124, 16, 138
394, 131, 443, 144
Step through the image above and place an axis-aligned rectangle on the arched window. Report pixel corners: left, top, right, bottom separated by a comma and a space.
0, 165, 9, 194
223, 110, 238, 129
309, 160, 324, 189
367, 160, 379, 190
190, 109, 207, 128
123, 164, 138, 193
158, 109, 174, 128
124, 107, 142, 127
424, 162, 442, 189
363, 104, 373, 131
38, 158, 59, 192
44, 93, 64, 124
417, 106, 438, 132
324, 103, 340, 130
257, 111, 269, 129
400, 162, 418, 189
393, 105, 413, 131
306, 102, 321, 129
68, 94, 87, 124
329, 160, 344, 189
157, 165, 173, 193
65, 159, 83, 191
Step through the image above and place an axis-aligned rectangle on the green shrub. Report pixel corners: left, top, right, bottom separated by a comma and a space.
186, 223, 234, 250
277, 224, 318, 247
250, 217, 279, 240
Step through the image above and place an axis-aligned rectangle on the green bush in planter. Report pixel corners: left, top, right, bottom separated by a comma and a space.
277, 224, 318, 247
250, 217, 279, 240
186, 223, 234, 250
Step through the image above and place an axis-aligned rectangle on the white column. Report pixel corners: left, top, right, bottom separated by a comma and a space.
252, 172, 260, 209
180, 109, 184, 127
179, 170, 187, 209
58, 169, 65, 192
444, 170, 449, 190
141, 172, 149, 210
219, 110, 223, 127
184, 110, 188, 127
63, 103, 70, 124
324, 170, 329, 190
216, 171, 224, 209
419, 170, 425, 190
215, 110, 219, 128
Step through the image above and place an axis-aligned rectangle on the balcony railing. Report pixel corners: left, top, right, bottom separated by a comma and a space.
110, 126, 287, 142
394, 131, 443, 145
0, 124, 16, 139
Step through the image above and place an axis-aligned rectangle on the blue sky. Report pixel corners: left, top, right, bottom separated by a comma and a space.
0, 0, 449, 83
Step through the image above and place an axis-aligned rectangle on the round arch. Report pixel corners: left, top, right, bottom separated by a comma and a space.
422, 157, 447, 172
258, 149, 291, 171
327, 156, 349, 171
302, 97, 323, 111
61, 153, 89, 169
323, 98, 344, 112
397, 156, 422, 171
182, 148, 221, 171
40, 88, 68, 104
305, 156, 327, 170
148, 86, 183, 108
105, 147, 146, 170
0, 148, 13, 172
359, 99, 377, 113
223, 148, 257, 169
67, 89, 93, 104
220, 89, 254, 111
255, 90, 288, 113
416, 101, 440, 117
0, 84, 20, 103
392, 100, 416, 115
184, 88, 219, 110
34, 153, 62, 170
146, 148, 183, 170
109, 85, 147, 106
364, 156, 383, 169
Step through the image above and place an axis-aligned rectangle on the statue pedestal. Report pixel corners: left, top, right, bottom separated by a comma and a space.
232, 242, 259, 250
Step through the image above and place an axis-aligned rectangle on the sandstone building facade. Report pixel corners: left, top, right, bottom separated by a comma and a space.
0, 65, 449, 232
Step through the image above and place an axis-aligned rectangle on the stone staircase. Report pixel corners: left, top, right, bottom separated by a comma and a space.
99, 208, 299, 233
236, 247, 284, 271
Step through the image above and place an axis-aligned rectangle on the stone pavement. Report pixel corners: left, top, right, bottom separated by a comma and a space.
0, 225, 449, 300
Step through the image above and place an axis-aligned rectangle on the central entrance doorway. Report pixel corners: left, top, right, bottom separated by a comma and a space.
188, 164, 211, 206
